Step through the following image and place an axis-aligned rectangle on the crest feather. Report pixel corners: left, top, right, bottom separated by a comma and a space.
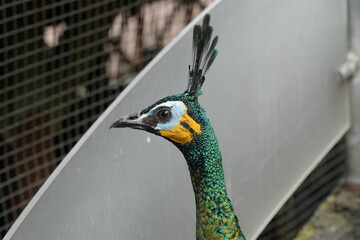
186, 14, 218, 97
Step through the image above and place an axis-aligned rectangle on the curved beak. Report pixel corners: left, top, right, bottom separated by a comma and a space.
110, 113, 154, 132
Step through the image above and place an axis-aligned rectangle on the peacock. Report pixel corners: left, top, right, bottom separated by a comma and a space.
111, 14, 246, 240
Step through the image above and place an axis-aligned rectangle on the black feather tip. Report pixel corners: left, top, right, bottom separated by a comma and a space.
186, 14, 218, 97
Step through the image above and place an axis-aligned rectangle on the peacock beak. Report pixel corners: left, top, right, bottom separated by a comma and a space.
110, 113, 155, 132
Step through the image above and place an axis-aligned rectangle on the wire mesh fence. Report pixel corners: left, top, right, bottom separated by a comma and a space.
0, 0, 211, 236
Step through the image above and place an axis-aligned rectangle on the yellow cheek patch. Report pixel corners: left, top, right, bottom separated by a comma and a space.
159, 114, 201, 144
183, 114, 201, 134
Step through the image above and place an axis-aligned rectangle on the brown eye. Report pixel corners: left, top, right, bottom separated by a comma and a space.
157, 109, 172, 122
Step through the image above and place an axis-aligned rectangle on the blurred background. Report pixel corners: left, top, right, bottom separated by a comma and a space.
0, 1, 354, 239
0, 0, 211, 236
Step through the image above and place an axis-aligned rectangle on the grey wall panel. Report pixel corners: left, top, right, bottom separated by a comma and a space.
5, 0, 349, 239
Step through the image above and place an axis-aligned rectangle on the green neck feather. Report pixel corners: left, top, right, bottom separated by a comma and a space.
176, 104, 245, 240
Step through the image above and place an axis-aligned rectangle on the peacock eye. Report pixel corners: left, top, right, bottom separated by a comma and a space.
157, 109, 172, 122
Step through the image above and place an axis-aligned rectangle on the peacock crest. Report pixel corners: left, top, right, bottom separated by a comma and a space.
186, 14, 218, 98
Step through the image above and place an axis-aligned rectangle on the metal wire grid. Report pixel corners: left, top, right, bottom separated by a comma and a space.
0, 0, 211, 237
257, 138, 347, 240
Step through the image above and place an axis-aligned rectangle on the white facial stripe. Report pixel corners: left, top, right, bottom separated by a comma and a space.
147, 101, 186, 130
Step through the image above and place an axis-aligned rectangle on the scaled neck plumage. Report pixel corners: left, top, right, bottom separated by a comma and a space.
175, 106, 245, 240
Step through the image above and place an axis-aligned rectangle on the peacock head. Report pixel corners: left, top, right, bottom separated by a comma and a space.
111, 14, 218, 146
110, 93, 207, 145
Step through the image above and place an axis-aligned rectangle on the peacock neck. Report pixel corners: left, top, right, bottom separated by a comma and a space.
177, 117, 245, 240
